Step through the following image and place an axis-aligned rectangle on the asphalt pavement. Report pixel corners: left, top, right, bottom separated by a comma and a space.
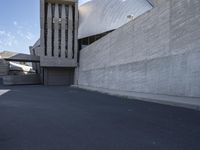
0, 85, 200, 150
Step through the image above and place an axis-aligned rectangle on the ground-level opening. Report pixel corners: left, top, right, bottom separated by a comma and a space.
43, 67, 74, 86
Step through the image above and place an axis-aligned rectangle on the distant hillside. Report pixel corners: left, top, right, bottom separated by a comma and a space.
0, 51, 18, 59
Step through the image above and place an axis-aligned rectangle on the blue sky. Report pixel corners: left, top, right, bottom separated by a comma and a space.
0, 0, 89, 54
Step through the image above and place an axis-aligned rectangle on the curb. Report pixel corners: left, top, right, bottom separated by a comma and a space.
72, 85, 200, 111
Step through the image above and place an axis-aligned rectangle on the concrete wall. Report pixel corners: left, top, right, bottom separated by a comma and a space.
0, 59, 9, 76
147, 0, 169, 6
3, 74, 41, 85
77, 0, 200, 98
40, 0, 78, 67
37, 0, 78, 85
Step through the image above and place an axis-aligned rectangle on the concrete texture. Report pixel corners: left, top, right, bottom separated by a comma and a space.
0, 85, 200, 150
47, 3, 52, 57
74, 85, 200, 111
0, 51, 40, 62
40, 56, 77, 67
0, 59, 9, 76
78, 0, 200, 98
146, 0, 168, 6
3, 75, 41, 85
39, 0, 78, 64
30, 0, 79, 85
68, 5, 73, 59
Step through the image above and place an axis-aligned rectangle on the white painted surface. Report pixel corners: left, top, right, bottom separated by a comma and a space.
0, 90, 10, 96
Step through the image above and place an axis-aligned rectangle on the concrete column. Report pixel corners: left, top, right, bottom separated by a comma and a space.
68, 5, 73, 59
47, 3, 52, 57
54, 4, 59, 57
74, 2, 78, 61
61, 4, 66, 58
40, 0, 45, 56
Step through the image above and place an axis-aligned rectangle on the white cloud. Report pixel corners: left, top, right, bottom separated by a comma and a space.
17, 30, 24, 37
13, 21, 18, 26
0, 21, 39, 53
16, 30, 35, 41
0, 30, 18, 50
25, 32, 35, 40
0, 30, 6, 35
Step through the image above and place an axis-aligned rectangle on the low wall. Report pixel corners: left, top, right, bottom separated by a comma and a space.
0, 59, 9, 76
77, 0, 200, 98
3, 74, 41, 85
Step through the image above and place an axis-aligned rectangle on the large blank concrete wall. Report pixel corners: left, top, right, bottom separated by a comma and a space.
78, 0, 200, 98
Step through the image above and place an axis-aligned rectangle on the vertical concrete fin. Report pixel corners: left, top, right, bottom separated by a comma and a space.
74, 2, 78, 61
54, 4, 59, 57
61, 4, 66, 58
47, 3, 52, 57
40, 0, 45, 56
68, 5, 73, 59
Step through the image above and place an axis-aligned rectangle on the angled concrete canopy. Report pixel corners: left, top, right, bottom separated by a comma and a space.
0, 51, 40, 62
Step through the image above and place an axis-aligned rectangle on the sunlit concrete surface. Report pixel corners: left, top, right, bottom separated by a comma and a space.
78, 0, 152, 39
78, 0, 200, 98
0, 85, 200, 150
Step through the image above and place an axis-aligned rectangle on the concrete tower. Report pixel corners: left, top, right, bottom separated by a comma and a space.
40, 0, 78, 85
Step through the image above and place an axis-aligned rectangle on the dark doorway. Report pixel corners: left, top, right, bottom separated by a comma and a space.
43, 67, 74, 86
